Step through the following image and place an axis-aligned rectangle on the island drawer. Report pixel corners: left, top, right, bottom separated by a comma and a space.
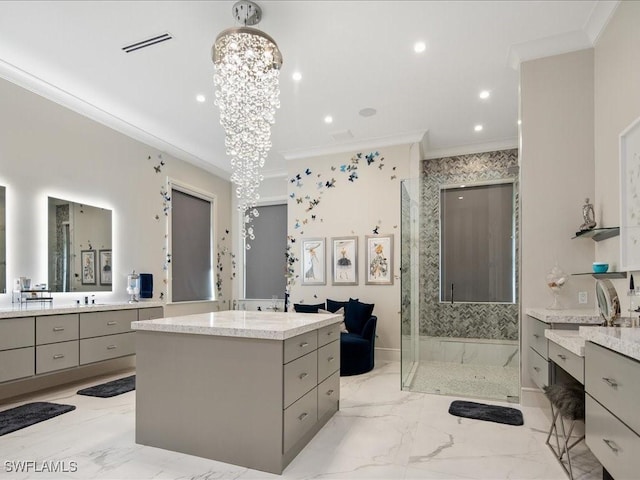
36, 340, 79, 374
0, 317, 34, 351
284, 330, 317, 364
317, 371, 339, 419
80, 310, 137, 339
586, 394, 640, 479
283, 351, 318, 408
138, 307, 164, 321
528, 347, 549, 390
585, 342, 640, 434
0, 347, 34, 382
317, 322, 341, 347
80, 332, 135, 365
317, 340, 339, 382
36, 314, 79, 345
528, 317, 548, 359
549, 341, 583, 384
283, 386, 317, 453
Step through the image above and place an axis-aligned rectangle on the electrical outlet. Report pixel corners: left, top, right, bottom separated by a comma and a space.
578, 291, 588, 304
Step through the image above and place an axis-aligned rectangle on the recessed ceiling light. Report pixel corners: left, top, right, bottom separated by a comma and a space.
474, 124, 483, 132
196, 94, 206, 103
324, 115, 333, 124
359, 107, 377, 117
292, 71, 302, 82
414, 41, 426, 53
479, 90, 490, 99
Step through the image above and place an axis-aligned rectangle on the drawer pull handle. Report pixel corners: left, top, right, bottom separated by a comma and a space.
557, 354, 567, 360
298, 412, 308, 421
53, 354, 65, 359
326, 389, 334, 395
602, 377, 618, 388
603, 439, 619, 454
328, 356, 335, 362
533, 334, 540, 339
533, 366, 540, 372
107, 321, 117, 326
327, 331, 334, 335
53, 327, 65, 332
300, 342, 309, 348
107, 345, 117, 350
299, 372, 308, 380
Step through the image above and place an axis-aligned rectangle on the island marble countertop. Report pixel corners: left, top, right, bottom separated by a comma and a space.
131, 310, 343, 340
526, 308, 601, 324
544, 330, 586, 356
579, 326, 640, 362
0, 301, 164, 319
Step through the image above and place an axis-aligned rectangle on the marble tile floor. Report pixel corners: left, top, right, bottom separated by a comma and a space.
1, 361, 602, 480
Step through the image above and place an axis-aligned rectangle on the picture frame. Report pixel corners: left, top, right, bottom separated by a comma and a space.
99, 249, 112, 286
331, 236, 358, 285
81, 250, 96, 285
365, 234, 394, 285
620, 116, 640, 271
301, 237, 326, 285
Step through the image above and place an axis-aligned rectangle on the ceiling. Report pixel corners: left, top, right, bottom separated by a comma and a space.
0, 1, 618, 178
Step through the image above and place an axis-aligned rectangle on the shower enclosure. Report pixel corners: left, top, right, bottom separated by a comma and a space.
401, 149, 520, 402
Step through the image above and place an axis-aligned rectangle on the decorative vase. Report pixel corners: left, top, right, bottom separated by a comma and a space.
546, 264, 567, 310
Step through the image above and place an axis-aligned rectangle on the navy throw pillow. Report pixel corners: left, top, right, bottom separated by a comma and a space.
293, 303, 325, 313
326, 298, 354, 313
344, 299, 374, 335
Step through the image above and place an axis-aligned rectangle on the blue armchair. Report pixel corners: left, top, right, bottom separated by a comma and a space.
340, 315, 377, 376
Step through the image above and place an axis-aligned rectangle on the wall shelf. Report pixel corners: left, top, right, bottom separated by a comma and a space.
572, 272, 627, 279
572, 227, 620, 241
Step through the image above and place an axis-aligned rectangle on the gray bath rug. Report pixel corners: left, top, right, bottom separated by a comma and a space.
0, 402, 76, 436
77, 375, 135, 398
448, 400, 523, 426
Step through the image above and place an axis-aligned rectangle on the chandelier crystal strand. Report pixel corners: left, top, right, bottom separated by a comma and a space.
213, 23, 282, 248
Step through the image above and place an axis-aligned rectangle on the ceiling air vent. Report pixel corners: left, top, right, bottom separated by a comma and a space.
122, 32, 173, 53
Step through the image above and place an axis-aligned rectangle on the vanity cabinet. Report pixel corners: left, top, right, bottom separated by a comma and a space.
35, 313, 80, 374
0, 317, 35, 383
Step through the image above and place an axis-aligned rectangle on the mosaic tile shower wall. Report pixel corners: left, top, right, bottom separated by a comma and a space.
420, 149, 519, 340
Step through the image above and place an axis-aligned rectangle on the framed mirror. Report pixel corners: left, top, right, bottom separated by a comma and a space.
0, 186, 5, 293
48, 197, 112, 292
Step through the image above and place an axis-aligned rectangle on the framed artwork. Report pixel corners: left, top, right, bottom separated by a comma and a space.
620, 115, 640, 270
81, 250, 96, 285
331, 236, 358, 285
365, 234, 394, 285
301, 237, 326, 285
99, 249, 112, 285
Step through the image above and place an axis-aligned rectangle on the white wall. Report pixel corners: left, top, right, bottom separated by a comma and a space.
0, 76, 233, 316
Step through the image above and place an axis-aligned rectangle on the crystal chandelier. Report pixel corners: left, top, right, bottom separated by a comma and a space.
212, 0, 283, 245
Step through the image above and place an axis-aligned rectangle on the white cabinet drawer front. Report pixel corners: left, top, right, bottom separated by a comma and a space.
80, 310, 137, 338
283, 351, 317, 408
585, 342, 640, 434
317, 322, 341, 347
36, 314, 79, 345
283, 387, 317, 453
528, 316, 548, 358
586, 394, 640, 479
0, 347, 34, 382
317, 340, 340, 382
549, 341, 584, 384
138, 307, 164, 321
0, 317, 34, 350
36, 341, 79, 374
317, 370, 339, 420
80, 332, 135, 365
284, 331, 317, 364
528, 347, 549, 390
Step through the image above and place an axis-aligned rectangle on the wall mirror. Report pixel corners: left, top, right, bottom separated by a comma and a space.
48, 197, 112, 292
0, 186, 5, 293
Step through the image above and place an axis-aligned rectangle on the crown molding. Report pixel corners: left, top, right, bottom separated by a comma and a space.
585, 0, 620, 45
423, 138, 518, 160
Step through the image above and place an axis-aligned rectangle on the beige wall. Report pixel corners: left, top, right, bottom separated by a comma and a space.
0, 77, 232, 316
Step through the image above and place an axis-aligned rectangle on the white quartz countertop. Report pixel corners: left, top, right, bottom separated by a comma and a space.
0, 301, 163, 319
579, 326, 640, 362
544, 330, 585, 356
131, 310, 343, 340
526, 308, 601, 324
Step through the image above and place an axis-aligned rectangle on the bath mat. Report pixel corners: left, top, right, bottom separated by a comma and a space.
0, 402, 75, 436
77, 375, 135, 398
448, 400, 523, 426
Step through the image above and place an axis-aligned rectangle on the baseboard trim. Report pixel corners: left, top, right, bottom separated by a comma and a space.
375, 347, 400, 362
520, 386, 548, 408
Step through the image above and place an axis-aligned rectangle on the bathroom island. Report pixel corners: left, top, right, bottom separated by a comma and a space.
131, 310, 343, 474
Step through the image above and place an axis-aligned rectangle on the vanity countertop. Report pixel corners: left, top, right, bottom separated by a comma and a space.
579, 326, 640, 362
526, 308, 601, 324
0, 301, 164, 319
544, 329, 585, 356
131, 310, 342, 340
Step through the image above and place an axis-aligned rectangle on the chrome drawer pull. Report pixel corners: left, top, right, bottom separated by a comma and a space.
53, 354, 64, 359
533, 334, 540, 339
327, 331, 334, 335
300, 342, 309, 348
557, 354, 567, 360
107, 321, 117, 326
53, 327, 65, 332
603, 439, 619, 453
328, 356, 335, 362
107, 345, 117, 350
326, 389, 334, 395
602, 377, 619, 388
533, 366, 540, 372
299, 372, 308, 380
298, 412, 308, 421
